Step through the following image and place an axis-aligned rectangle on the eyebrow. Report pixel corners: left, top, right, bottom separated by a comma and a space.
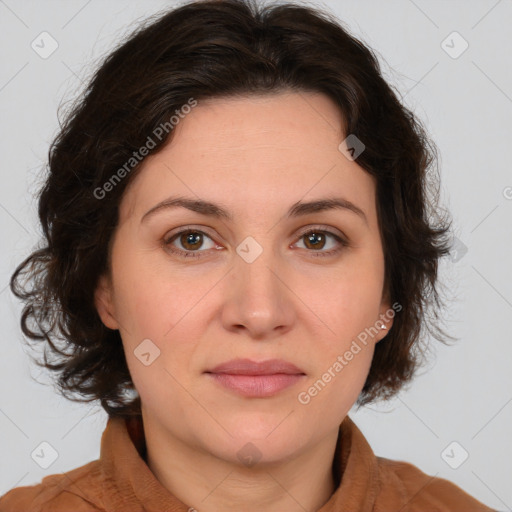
140, 195, 368, 225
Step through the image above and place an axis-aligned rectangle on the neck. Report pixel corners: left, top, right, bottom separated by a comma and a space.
143, 414, 339, 512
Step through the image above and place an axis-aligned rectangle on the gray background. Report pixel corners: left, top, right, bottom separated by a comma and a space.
1, 0, 511, 509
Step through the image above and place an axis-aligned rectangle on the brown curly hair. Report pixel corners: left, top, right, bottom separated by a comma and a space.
10, 0, 453, 418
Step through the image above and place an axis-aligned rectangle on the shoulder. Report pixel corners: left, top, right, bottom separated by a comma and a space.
0, 461, 103, 512
375, 456, 496, 511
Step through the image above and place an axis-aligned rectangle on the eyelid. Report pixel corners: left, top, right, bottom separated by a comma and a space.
295, 224, 346, 241
165, 223, 346, 242
165, 224, 218, 239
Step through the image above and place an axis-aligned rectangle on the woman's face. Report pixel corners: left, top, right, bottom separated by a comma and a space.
95, 92, 393, 464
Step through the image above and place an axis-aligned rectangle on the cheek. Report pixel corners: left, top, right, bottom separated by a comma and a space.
297, 275, 379, 414
109, 243, 186, 337
312, 258, 384, 335
111, 256, 211, 380
297, 255, 384, 393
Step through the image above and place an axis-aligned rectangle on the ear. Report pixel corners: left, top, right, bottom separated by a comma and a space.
94, 273, 119, 330
374, 294, 395, 343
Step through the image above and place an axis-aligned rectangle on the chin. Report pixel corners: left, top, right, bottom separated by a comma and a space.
219, 414, 306, 452
214, 433, 302, 468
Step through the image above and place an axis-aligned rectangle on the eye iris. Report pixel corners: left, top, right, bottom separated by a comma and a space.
304, 232, 325, 250
181, 231, 203, 250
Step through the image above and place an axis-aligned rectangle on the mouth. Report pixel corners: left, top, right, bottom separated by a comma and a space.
205, 358, 306, 398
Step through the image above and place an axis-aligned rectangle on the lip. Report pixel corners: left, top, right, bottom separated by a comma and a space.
206, 358, 305, 376
205, 358, 306, 398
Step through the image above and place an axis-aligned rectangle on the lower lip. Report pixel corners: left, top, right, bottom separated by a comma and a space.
206, 373, 305, 398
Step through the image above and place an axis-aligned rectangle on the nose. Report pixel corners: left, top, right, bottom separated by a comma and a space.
220, 243, 296, 341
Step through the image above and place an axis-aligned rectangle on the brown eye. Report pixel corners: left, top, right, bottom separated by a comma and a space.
178, 231, 204, 251
164, 229, 217, 258
163, 226, 348, 260
294, 228, 349, 258
303, 231, 327, 250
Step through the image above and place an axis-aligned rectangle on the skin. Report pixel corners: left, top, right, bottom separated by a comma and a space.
95, 91, 393, 512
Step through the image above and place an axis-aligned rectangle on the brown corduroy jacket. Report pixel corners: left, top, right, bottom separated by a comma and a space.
0, 415, 495, 511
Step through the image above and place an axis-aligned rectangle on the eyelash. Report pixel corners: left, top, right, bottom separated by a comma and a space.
163, 226, 349, 260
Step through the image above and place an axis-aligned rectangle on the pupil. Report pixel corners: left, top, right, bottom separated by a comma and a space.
307, 232, 324, 249
184, 232, 201, 249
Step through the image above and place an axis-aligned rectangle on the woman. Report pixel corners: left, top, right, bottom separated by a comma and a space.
0, 0, 496, 510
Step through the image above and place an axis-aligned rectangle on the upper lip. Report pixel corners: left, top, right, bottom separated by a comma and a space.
206, 358, 305, 375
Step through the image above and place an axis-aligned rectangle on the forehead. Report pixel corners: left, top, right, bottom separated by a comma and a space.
169, 92, 345, 153
119, 92, 376, 225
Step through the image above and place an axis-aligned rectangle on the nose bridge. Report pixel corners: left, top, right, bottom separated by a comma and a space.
221, 234, 294, 337
235, 234, 282, 303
